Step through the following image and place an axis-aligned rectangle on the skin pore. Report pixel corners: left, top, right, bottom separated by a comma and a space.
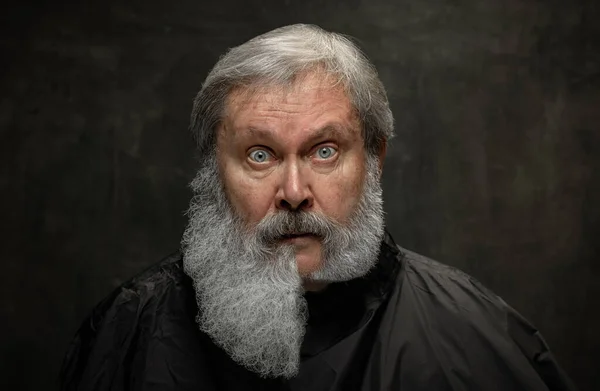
216, 72, 369, 290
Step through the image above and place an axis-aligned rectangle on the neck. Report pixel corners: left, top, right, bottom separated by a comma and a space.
302, 280, 329, 292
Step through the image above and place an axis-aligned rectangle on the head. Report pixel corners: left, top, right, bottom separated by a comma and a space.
182, 24, 393, 378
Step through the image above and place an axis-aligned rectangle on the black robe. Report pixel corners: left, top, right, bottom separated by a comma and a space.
60, 232, 578, 390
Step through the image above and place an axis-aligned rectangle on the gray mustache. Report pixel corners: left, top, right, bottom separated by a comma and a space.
254, 211, 340, 245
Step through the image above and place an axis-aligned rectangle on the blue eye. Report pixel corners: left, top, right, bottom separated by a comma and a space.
248, 149, 271, 163
316, 146, 336, 160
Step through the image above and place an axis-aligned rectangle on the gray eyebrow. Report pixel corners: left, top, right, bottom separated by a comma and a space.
245, 123, 355, 141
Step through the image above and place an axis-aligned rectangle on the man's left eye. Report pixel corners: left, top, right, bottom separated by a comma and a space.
315, 146, 337, 160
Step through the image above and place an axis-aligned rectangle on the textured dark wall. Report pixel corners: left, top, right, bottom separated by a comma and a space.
1, 0, 598, 389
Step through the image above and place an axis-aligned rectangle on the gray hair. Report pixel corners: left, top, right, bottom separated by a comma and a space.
190, 24, 394, 158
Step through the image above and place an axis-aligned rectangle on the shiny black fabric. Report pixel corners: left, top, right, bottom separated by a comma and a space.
60, 232, 577, 390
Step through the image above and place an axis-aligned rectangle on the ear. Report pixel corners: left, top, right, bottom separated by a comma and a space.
377, 141, 387, 177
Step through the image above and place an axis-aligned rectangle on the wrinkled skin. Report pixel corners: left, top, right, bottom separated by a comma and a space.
217, 73, 380, 290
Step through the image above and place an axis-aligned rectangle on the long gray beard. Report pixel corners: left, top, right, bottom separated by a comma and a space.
181, 154, 385, 379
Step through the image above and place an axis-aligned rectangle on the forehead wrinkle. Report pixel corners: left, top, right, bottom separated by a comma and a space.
221, 77, 362, 144
225, 71, 350, 115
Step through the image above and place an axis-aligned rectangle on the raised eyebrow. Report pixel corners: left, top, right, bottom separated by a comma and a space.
244, 124, 352, 140
309, 125, 345, 141
313, 122, 363, 141
246, 126, 275, 139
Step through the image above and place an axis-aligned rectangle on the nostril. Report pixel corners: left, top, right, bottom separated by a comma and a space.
297, 199, 310, 210
279, 198, 310, 211
279, 199, 292, 210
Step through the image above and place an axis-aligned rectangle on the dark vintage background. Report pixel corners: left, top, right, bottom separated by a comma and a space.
1, 0, 599, 389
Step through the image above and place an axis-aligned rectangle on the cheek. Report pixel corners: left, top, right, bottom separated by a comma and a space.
317, 163, 366, 222
221, 167, 276, 223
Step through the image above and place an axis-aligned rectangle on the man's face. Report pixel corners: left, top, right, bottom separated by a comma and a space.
183, 71, 385, 378
216, 73, 367, 282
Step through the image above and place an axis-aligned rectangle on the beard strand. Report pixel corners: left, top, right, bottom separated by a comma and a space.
181, 154, 384, 378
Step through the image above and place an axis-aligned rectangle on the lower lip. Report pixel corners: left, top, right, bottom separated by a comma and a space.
280, 234, 316, 243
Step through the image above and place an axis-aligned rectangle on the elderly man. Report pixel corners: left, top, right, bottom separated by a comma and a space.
60, 24, 577, 390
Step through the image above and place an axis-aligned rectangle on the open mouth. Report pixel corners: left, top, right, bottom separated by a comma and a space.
280, 233, 315, 240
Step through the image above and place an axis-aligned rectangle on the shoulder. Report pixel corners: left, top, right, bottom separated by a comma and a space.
395, 246, 508, 320
400, 246, 488, 291
379, 233, 503, 315
375, 246, 578, 390
60, 252, 196, 390
88, 251, 189, 322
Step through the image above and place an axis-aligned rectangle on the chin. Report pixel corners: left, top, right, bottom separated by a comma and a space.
295, 253, 323, 277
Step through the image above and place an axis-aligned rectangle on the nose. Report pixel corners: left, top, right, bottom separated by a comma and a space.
275, 159, 313, 211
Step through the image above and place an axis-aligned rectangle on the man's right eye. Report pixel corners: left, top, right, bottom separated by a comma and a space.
248, 149, 272, 163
